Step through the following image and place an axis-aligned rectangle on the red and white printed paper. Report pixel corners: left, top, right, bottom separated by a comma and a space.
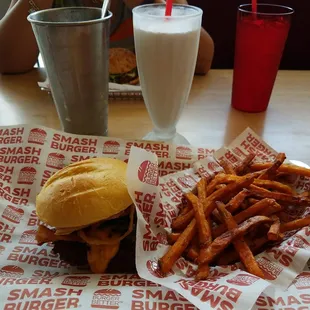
0, 125, 309, 310
126, 128, 310, 310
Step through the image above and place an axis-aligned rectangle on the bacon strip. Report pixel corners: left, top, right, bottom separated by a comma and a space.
36, 225, 81, 245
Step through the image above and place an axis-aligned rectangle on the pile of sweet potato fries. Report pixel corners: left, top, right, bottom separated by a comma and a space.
159, 153, 310, 280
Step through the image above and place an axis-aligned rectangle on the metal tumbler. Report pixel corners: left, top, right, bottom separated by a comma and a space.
28, 7, 112, 136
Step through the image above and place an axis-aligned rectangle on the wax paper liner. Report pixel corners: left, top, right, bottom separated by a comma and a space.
0, 125, 309, 310
126, 128, 310, 310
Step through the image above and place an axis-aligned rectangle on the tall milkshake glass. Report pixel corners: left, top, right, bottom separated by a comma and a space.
133, 4, 202, 144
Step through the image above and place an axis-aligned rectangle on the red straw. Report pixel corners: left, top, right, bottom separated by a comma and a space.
165, 0, 173, 16
252, 0, 257, 13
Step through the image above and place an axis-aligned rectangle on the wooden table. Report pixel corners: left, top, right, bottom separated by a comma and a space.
1, 69, 310, 163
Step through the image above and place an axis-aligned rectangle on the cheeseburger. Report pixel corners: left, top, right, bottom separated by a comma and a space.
109, 48, 139, 85
35, 158, 136, 273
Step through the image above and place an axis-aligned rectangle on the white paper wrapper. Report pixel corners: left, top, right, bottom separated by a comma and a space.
0, 125, 309, 310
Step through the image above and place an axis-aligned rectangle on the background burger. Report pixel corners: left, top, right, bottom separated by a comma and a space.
35, 158, 136, 273
109, 48, 139, 85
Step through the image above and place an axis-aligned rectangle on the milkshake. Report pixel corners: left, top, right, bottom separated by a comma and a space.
133, 5, 202, 142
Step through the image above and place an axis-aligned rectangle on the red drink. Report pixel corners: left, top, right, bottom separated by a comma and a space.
232, 4, 294, 112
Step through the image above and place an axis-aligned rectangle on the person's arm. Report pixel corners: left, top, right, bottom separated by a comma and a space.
195, 28, 214, 75
124, 0, 214, 75
170, 0, 213, 75
0, 0, 53, 74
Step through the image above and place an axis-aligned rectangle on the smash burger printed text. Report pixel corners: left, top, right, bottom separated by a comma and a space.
131, 288, 196, 310
125, 142, 170, 158
0, 146, 41, 164
176, 278, 242, 310
4, 287, 82, 310
0, 127, 24, 145
158, 161, 192, 177
0, 216, 17, 243
216, 131, 277, 164
6, 246, 70, 269
97, 274, 161, 288
0, 183, 31, 205
50, 133, 98, 153
0, 165, 14, 183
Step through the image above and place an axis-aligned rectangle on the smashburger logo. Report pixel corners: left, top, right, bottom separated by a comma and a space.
103, 141, 120, 155
17, 167, 36, 185
146, 260, 174, 278
62, 276, 90, 287
46, 152, 65, 169
19, 230, 37, 244
0, 265, 24, 278
293, 272, 310, 290
257, 257, 283, 280
91, 289, 121, 309
176, 146, 192, 160
2, 205, 24, 224
0, 245, 5, 255
28, 128, 47, 145
138, 160, 159, 186
177, 175, 196, 189
227, 273, 259, 286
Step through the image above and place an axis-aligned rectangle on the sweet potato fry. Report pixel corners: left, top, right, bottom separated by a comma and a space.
235, 153, 256, 175
197, 178, 207, 200
206, 173, 230, 196
217, 236, 269, 266
199, 216, 273, 265
212, 189, 250, 224
185, 236, 199, 262
268, 216, 281, 241
225, 175, 293, 194
250, 163, 310, 178
260, 201, 282, 217
188, 193, 212, 248
172, 175, 255, 230
213, 198, 275, 237
219, 160, 236, 175
159, 219, 197, 274
248, 198, 260, 205
186, 245, 199, 262
249, 184, 310, 206
280, 216, 310, 233
171, 209, 195, 231
216, 202, 264, 278
253, 179, 293, 194
167, 233, 181, 245
258, 153, 286, 180
212, 209, 223, 223
240, 201, 249, 210
226, 189, 251, 213
196, 263, 210, 281
215, 184, 227, 190
180, 205, 192, 216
